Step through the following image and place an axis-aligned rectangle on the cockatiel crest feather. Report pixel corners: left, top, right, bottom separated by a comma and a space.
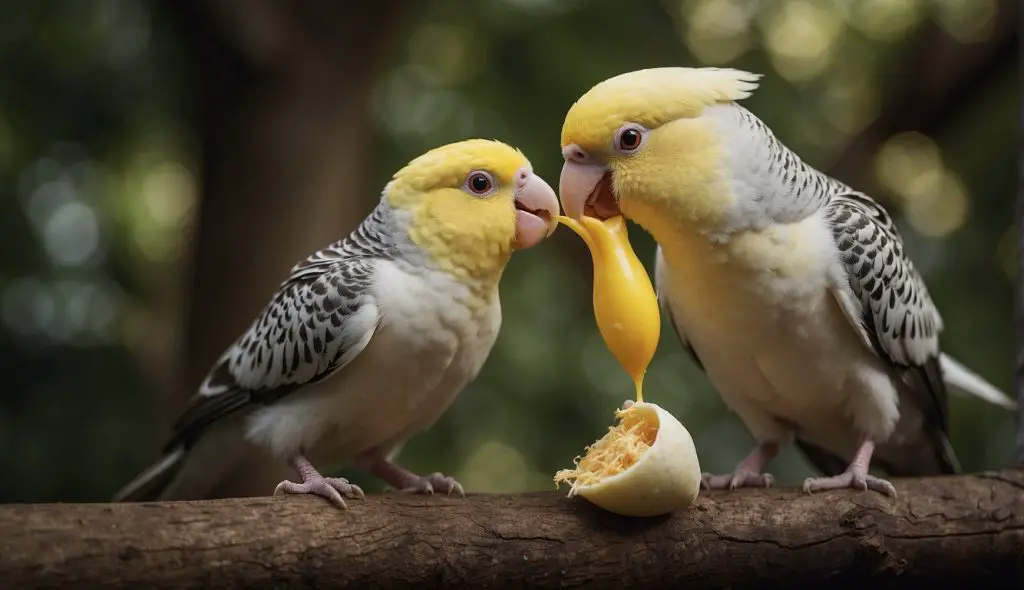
561, 67, 761, 149
556, 66, 1014, 498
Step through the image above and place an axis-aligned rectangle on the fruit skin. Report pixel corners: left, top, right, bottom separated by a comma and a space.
577, 402, 701, 518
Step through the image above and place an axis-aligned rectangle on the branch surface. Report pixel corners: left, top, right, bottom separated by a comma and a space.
3, 470, 1023, 589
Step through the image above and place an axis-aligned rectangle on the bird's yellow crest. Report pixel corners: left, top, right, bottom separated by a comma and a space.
385, 139, 531, 285
560, 67, 761, 151
389, 139, 529, 195
558, 67, 764, 235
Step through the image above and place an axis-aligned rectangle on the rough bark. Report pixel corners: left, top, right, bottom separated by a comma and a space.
3, 470, 1023, 589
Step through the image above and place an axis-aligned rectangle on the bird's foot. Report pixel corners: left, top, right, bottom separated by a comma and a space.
701, 469, 775, 490
802, 438, 896, 497
274, 453, 365, 509
802, 471, 896, 497
274, 475, 365, 509
357, 452, 466, 498
701, 441, 779, 491
389, 472, 465, 497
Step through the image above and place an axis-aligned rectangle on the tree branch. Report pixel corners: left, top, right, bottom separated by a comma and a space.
3, 470, 1022, 589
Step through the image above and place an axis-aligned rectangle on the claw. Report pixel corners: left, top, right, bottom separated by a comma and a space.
357, 452, 467, 499
429, 472, 465, 497
700, 442, 779, 492
352, 481, 368, 499
701, 469, 775, 490
274, 475, 365, 509
803, 471, 897, 497
399, 472, 465, 497
802, 438, 896, 498
275, 454, 365, 509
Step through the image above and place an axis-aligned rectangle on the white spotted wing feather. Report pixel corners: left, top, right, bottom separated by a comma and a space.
818, 191, 957, 475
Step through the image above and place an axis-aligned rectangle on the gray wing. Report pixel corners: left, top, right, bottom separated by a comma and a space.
811, 191, 958, 475
653, 245, 704, 372
165, 252, 381, 452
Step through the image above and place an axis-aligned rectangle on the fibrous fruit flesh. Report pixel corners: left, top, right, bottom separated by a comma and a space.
554, 404, 656, 494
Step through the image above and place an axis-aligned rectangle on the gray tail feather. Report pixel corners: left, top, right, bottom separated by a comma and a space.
112, 446, 187, 502
940, 353, 1017, 410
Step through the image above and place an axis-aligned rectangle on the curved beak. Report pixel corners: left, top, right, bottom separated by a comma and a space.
559, 159, 616, 220
512, 171, 559, 251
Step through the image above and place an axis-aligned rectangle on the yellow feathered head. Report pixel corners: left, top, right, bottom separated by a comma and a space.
557, 67, 761, 232
385, 139, 558, 282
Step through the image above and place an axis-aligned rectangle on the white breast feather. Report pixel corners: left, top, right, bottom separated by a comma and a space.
243, 261, 500, 462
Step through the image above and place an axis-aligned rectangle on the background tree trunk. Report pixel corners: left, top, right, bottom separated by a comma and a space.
169, 1, 409, 423
825, 0, 1018, 188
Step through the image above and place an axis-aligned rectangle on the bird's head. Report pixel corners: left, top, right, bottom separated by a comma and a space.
558, 67, 761, 235
386, 139, 558, 282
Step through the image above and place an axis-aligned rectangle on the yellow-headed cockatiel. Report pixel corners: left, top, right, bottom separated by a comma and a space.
557, 67, 1015, 495
115, 139, 559, 508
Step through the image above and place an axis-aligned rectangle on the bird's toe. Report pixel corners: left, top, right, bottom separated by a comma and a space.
802, 472, 894, 497
325, 477, 365, 500
425, 473, 464, 497
274, 476, 349, 509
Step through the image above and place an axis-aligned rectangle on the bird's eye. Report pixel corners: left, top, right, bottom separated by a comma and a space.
614, 125, 646, 153
465, 171, 494, 196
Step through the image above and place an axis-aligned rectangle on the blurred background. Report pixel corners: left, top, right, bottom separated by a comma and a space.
0, 0, 1017, 503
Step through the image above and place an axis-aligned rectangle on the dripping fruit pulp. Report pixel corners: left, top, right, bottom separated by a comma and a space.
556, 214, 660, 403
553, 215, 700, 517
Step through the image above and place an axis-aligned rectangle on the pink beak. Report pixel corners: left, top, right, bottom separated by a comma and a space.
512, 168, 559, 250
559, 159, 611, 220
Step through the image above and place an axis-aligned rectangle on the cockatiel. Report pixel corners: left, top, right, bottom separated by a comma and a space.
114, 139, 559, 508
557, 67, 1015, 496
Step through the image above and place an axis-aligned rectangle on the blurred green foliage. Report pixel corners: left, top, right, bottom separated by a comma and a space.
0, 0, 1016, 502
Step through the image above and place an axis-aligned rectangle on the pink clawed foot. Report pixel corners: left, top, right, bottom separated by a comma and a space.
357, 452, 466, 498
274, 454, 365, 509
700, 441, 779, 491
392, 472, 465, 497
702, 469, 775, 490
802, 438, 897, 498
802, 471, 896, 497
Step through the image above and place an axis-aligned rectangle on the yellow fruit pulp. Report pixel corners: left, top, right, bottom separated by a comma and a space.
553, 404, 658, 494
557, 215, 661, 402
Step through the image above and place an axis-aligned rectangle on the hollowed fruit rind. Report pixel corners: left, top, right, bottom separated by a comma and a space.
554, 402, 701, 517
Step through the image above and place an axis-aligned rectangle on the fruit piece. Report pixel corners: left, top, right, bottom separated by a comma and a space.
554, 401, 701, 517
554, 215, 697, 516
557, 215, 660, 402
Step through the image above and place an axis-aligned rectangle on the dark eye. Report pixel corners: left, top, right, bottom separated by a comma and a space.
617, 128, 642, 151
466, 172, 493, 195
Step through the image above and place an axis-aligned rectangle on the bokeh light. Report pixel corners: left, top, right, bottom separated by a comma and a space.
759, 0, 844, 82
874, 132, 971, 238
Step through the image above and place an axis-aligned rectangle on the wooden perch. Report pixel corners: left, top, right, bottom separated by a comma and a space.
3, 470, 1023, 589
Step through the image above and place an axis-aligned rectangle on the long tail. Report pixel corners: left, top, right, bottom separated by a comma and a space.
940, 353, 1016, 410
112, 446, 187, 502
